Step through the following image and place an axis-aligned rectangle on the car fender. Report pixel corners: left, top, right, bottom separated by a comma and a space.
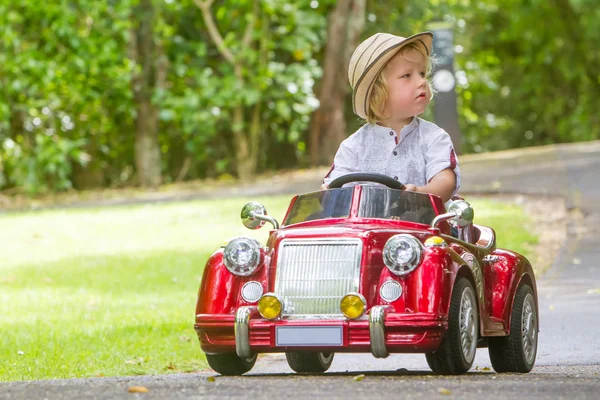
195, 250, 269, 316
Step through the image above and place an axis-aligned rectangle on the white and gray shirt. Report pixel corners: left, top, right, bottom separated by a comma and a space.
323, 117, 461, 194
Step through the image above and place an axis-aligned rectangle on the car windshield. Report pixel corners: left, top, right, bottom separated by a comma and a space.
283, 187, 353, 225
283, 186, 437, 225
358, 186, 436, 225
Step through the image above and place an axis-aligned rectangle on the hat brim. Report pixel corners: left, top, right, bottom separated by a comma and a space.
352, 32, 433, 120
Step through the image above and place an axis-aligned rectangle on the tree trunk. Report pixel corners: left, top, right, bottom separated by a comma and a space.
132, 0, 161, 187
310, 0, 366, 166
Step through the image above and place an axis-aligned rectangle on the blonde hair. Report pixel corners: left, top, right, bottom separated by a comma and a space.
365, 42, 434, 124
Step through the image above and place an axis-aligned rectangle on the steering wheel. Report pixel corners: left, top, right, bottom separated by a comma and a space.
327, 172, 405, 190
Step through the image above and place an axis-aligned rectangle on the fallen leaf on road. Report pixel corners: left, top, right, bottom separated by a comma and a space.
207, 376, 216, 382
482, 367, 491, 371
572, 258, 582, 265
353, 374, 365, 381
549, 305, 555, 311
586, 289, 600, 294
438, 388, 452, 395
128, 386, 149, 393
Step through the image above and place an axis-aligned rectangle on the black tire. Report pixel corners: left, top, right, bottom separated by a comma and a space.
426, 277, 478, 375
205, 353, 257, 376
285, 352, 334, 373
489, 284, 538, 373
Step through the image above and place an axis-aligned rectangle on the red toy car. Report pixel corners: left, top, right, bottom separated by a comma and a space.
194, 173, 539, 375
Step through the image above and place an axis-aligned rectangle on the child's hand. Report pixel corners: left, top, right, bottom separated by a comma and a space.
404, 184, 419, 192
320, 183, 329, 191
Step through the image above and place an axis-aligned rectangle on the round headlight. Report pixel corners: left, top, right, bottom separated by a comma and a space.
383, 234, 423, 276
258, 293, 283, 320
340, 293, 367, 319
223, 237, 262, 276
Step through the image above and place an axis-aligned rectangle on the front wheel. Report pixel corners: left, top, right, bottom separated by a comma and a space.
205, 353, 257, 376
488, 284, 538, 373
426, 277, 478, 375
285, 352, 334, 373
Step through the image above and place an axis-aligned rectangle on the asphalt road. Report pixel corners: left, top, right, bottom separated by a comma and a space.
2, 141, 599, 399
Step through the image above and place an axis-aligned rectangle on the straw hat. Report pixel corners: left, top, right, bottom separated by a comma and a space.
348, 32, 433, 119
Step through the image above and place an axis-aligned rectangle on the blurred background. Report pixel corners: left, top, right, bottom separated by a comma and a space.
0, 0, 598, 195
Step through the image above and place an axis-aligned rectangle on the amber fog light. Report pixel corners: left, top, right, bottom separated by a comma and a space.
340, 293, 366, 319
257, 293, 283, 320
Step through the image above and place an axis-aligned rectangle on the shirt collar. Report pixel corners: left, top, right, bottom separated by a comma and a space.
370, 116, 419, 138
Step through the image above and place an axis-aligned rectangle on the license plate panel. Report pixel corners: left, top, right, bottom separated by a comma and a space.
275, 326, 344, 347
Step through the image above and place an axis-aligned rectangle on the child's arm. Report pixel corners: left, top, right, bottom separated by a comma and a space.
405, 168, 456, 203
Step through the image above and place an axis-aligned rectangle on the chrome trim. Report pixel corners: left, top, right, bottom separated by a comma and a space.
482, 255, 501, 263
383, 234, 423, 276
241, 201, 280, 230
223, 237, 262, 276
275, 238, 363, 317
254, 213, 279, 230
235, 306, 255, 358
340, 292, 367, 319
379, 280, 403, 302
459, 287, 477, 363
369, 305, 390, 358
447, 200, 474, 228
431, 212, 456, 230
461, 252, 484, 306
522, 293, 538, 365
241, 281, 264, 303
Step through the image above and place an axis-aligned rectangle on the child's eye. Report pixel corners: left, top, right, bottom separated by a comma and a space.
401, 74, 410, 78
420, 72, 426, 78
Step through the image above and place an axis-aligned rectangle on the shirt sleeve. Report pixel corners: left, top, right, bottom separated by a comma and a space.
425, 129, 461, 195
322, 139, 358, 186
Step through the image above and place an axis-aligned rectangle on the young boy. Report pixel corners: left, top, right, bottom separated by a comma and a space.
321, 32, 460, 203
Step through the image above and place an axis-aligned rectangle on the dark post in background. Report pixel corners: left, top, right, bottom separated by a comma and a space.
428, 22, 462, 154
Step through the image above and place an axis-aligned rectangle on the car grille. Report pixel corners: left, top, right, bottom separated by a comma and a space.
274, 238, 362, 317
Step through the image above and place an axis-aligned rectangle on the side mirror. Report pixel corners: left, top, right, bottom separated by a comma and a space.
430, 199, 474, 233
241, 202, 280, 230
447, 200, 474, 227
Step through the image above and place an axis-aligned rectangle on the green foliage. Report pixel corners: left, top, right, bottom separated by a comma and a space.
157, 0, 326, 178
0, 0, 135, 193
456, 0, 600, 152
0, 0, 598, 192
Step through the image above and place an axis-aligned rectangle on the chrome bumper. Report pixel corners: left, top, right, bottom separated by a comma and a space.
369, 305, 390, 358
235, 306, 255, 358
235, 304, 391, 359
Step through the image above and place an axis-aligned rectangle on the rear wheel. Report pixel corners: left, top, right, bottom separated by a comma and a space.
285, 352, 334, 373
205, 353, 257, 376
489, 284, 538, 373
426, 277, 478, 374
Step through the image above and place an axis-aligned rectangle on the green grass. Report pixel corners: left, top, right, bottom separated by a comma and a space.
0, 195, 536, 382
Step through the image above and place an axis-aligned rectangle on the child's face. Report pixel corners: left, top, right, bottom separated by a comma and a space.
382, 48, 430, 123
